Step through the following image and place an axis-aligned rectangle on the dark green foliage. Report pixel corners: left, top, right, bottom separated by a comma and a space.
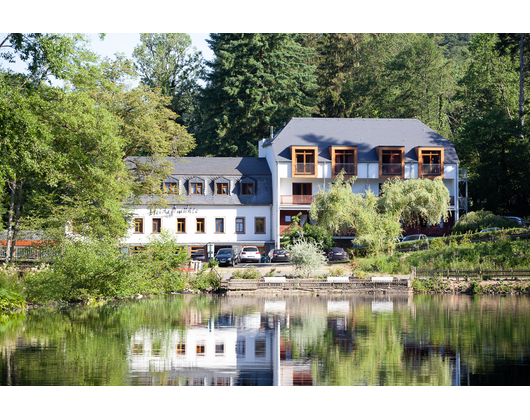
281, 213, 335, 252
452, 210, 520, 234
194, 33, 319, 157
23, 232, 189, 304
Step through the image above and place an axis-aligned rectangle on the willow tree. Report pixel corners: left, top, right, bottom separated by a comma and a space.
309, 173, 450, 255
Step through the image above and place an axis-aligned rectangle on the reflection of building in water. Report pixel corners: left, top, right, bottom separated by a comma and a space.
127, 309, 314, 386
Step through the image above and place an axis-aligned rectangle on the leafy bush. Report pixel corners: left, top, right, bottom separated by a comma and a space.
190, 268, 220, 290
0, 288, 26, 310
24, 230, 189, 304
286, 233, 327, 278
234, 266, 262, 279
281, 213, 335, 252
452, 210, 519, 234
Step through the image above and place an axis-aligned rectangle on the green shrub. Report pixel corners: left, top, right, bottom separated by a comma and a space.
236, 266, 262, 279
286, 233, 327, 278
452, 210, 519, 234
0, 288, 26, 310
190, 269, 220, 290
24, 230, 189, 304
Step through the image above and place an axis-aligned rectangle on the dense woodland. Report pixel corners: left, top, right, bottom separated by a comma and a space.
1, 33, 530, 248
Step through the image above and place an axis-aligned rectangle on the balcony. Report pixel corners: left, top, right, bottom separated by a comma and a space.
333, 163, 356, 176
280, 195, 314, 205
381, 163, 403, 176
421, 164, 442, 176
294, 163, 316, 176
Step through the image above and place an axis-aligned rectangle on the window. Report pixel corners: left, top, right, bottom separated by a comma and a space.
190, 182, 203, 195
289, 183, 313, 205
291, 146, 318, 177
134, 218, 144, 233
196, 343, 205, 356
330, 147, 356, 177
163, 182, 178, 194
416, 147, 444, 178
176, 343, 186, 355
216, 342, 225, 355
255, 217, 265, 234
216, 182, 229, 195
377, 147, 404, 178
241, 182, 254, 195
255, 339, 266, 357
236, 340, 246, 357
213, 377, 230, 386
215, 218, 224, 233
235, 217, 245, 234
196, 218, 205, 233
152, 218, 161, 233
132, 343, 143, 355
177, 218, 186, 233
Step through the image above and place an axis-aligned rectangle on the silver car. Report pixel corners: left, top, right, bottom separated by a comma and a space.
239, 246, 261, 263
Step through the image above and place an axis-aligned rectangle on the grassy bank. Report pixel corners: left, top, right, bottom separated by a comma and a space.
412, 278, 530, 294
352, 234, 530, 274
0, 232, 220, 311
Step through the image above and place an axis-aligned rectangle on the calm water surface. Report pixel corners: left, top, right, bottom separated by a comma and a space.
1, 293, 530, 386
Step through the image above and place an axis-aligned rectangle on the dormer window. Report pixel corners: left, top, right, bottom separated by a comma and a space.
240, 177, 256, 195
215, 177, 230, 195
290, 146, 318, 177
330, 147, 357, 177
376, 147, 404, 178
188, 177, 205, 195
163, 181, 178, 194
416, 147, 444, 178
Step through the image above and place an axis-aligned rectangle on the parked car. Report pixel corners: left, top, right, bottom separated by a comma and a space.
401, 234, 428, 243
327, 247, 348, 261
480, 227, 501, 233
239, 246, 261, 263
401, 234, 428, 250
191, 250, 206, 261
215, 248, 239, 267
269, 249, 290, 263
502, 216, 528, 228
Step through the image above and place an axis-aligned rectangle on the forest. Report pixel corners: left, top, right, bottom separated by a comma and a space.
1, 33, 530, 245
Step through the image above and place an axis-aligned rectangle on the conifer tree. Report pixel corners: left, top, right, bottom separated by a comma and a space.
195, 33, 319, 157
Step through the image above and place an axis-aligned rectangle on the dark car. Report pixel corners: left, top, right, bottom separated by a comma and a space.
215, 248, 239, 267
327, 247, 348, 261
269, 249, 290, 263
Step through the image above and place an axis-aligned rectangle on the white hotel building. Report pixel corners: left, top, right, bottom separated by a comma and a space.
123, 118, 462, 254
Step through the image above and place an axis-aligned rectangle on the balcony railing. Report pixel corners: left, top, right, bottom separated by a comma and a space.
333, 163, 356, 176
421, 164, 442, 175
381, 163, 403, 175
294, 163, 316, 175
280, 195, 314, 205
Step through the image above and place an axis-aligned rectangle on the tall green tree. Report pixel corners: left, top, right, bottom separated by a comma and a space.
1, 34, 197, 253
132, 33, 204, 129
341, 34, 457, 139
195, 33, 319, 157
312, 33, 364, 118
454, 33, 530, 215
309, 173, 450, 255
495, 33, 529, 140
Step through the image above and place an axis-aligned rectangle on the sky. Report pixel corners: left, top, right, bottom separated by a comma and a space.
86, 33, 214, 63
0, 33, 213, 77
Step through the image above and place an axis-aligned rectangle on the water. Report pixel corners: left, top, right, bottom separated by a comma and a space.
1, 293, 530, 386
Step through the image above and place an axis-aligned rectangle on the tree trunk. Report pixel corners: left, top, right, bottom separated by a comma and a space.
519, 33, 525, 141
4, 179, 16, 264
9, 181, 23, 261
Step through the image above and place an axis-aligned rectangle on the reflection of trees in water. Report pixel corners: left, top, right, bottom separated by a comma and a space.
1, 294, 530, 385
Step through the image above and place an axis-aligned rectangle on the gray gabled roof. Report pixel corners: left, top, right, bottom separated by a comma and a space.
263, 118, 459, 163
130, 156, 271, 176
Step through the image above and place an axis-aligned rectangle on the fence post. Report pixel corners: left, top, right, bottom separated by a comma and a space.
411, 267, 416, 280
